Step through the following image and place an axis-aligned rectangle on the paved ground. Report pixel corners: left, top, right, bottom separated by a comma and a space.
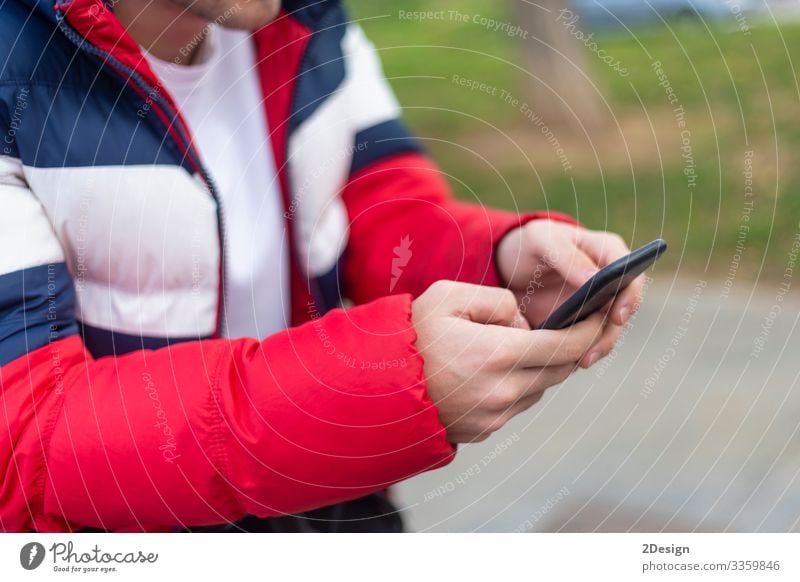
395, 274, 800, 532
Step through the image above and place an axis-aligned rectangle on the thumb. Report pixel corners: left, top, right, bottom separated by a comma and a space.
454, 284, 530, 329
549, 243, 599, 289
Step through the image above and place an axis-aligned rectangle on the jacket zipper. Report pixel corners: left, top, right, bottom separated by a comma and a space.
56, 17, 229, 336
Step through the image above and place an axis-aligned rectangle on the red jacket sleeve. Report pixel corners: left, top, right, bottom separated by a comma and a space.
2, 293, 454, 532
341, 152, 578, 303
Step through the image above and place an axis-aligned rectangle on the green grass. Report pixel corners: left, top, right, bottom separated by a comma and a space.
347, 0, 800, 275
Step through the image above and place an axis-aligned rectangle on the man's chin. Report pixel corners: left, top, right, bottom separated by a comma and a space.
217, 2, 281, 31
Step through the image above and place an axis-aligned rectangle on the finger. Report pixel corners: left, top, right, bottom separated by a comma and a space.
458, 432, 492, 444
513, 391, 544, 414
577, 230, 631, 267
441, 282, 528, 328
480, 311, 606, 368
512, 363, 575, 400
548, 236, 600, 290
474, 393, 544, 440
608, 273, 646, 325
580, 320, 623, 368
486, 364, 575, 424
578, 232, 646, 325
457, 363, 575, 442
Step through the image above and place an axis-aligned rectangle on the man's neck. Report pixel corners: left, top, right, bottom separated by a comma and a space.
113, 0, 210, 65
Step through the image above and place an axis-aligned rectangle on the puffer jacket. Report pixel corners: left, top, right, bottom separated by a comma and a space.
0, 0, 575, 531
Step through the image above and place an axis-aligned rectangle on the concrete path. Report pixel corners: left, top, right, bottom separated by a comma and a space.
395, 275, 800, 532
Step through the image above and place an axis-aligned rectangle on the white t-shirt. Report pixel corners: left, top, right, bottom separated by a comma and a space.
144, 26, 289, 340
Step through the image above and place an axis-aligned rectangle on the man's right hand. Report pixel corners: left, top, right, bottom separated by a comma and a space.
412, 280, 606, 443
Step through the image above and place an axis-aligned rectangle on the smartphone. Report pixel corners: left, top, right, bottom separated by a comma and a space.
536, 239, 667, 330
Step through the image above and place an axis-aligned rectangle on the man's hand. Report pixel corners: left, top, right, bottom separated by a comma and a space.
496, 219, 646, 368
412, 281, 606, 443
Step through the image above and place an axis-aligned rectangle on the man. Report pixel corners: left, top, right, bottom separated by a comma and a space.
0, 0, 643, 532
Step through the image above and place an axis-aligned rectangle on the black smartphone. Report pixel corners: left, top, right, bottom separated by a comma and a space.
536, 239, 667, 330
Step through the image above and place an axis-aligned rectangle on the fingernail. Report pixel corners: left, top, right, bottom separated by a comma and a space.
619, 305, 631, 322
586, 351, 600, 367
584, 268, 599, 279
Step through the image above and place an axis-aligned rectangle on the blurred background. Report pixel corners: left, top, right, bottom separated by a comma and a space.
346, 0, 800, 532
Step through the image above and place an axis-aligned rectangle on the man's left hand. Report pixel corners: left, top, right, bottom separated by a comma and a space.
496, 219, 646, 369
